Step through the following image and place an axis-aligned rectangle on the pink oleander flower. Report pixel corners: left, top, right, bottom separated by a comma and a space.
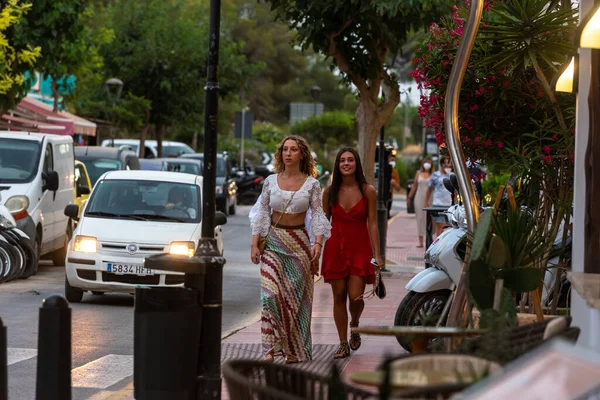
543, 145, 551, 154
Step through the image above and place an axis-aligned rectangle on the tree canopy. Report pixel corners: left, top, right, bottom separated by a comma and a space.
262, 0, 452, 181
0, 1, 40, 96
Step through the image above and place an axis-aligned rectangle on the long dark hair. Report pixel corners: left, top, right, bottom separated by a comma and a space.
329, 147, 368, 207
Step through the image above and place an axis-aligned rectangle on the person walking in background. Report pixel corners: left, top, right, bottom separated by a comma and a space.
407, 158, 433, 247
321, 148, 383, 359
425, 156, 453, 236
249, 135, 331, 364
387, 152, 401, 219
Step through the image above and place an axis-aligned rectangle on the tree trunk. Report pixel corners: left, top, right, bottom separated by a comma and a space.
139, 109, 151, 159
356, 98, 381, 184
192, 130, 198, 151
51, 77, 60, 113
155, 123, 164, 158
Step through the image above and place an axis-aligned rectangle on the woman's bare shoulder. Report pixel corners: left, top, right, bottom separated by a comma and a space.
364, 184, 376, 196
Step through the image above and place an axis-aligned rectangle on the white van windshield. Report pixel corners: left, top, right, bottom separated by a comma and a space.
0, 138, 42, 183
85, 179, 201, 223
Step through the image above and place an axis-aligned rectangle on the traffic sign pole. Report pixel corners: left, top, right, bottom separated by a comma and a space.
240, 109, 246, 169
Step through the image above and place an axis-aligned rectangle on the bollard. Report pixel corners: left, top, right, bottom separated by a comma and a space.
36, 295, 71, 400
1, 317, 7, 400
137, 254, 206, 400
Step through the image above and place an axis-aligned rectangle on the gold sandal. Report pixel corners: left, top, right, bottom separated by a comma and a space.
350, 331, 361, 351
263, 350, 283, 363
333, 342, 350, 359
284, 355, 299, 364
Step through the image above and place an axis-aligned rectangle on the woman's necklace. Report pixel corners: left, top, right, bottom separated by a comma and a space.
342, 185, 356, 192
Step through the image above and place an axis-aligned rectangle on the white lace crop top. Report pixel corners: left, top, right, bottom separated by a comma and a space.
249, 174, 331, 242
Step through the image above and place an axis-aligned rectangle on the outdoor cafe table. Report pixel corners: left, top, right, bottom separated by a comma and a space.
349, 326, 491, 391
351, 325, 488, 354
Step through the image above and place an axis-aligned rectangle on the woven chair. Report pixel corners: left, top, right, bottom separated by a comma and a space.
454, 316, 575, 365
222, 359, 375, 400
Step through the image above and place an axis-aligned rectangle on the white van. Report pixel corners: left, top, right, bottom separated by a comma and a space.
0, 132, 75, 271
101, 139, 195, 159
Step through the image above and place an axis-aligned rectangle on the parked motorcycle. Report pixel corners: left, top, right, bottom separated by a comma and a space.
0, 192, 37, 282
234, 165, 265, 205
394, 176, 571, 352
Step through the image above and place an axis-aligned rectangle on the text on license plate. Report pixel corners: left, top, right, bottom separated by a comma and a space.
106, 263, 154, 276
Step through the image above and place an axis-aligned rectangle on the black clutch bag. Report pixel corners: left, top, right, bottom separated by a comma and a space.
372, 258, 386, 299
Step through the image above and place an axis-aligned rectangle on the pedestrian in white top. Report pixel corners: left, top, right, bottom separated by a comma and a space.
249, 135, 331, 364
425, 156, 454, 237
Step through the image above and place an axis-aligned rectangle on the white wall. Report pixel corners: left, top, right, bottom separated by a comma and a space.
571, 0, 600, 352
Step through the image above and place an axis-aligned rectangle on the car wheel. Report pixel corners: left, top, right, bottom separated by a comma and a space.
52, 223, 72, 266
65, 276, 84, 303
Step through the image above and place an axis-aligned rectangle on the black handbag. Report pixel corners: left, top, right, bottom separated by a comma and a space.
375, 271, 386, 299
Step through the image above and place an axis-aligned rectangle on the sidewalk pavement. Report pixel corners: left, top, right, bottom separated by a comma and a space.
110, 209, 425, 399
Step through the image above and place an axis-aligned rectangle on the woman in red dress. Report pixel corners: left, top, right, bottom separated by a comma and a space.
321, 147, 383, 359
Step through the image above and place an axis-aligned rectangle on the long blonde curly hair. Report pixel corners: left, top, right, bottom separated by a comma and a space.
273, 135, 318, 178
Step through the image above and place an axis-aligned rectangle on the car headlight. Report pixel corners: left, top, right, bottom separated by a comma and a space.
215, 186, 223, 195
168, 241, 195, 257
73, 236, 97, 253
5, 195, 30, 219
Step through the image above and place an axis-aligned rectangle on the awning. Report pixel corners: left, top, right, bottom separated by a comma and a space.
2, 114, 67, 133
0, 96, 97, 137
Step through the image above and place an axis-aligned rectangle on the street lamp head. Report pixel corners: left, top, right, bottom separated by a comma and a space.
105, 78, 124, 104
310, 85, 321, 101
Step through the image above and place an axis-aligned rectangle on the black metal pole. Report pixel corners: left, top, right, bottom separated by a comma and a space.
36, 295, 71, 400
195, 0, 224, 398
1, 317, 7, 400
377, 120, 388, 269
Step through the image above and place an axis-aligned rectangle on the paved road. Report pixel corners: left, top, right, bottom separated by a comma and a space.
1, 205, 259, 400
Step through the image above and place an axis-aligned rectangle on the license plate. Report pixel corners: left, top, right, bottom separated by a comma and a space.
106, 263, 154, 276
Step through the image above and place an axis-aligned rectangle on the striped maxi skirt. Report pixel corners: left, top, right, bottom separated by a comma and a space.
260, 223, 313, 362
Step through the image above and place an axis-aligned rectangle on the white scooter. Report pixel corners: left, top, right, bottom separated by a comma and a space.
394, 191, 571, 352
393, 203, 466, 351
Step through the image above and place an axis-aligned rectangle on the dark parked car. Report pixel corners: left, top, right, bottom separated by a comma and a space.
74, 146, 140, 186
180, 153, 237, 215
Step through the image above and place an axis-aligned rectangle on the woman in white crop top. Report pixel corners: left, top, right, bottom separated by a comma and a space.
249, 135, 331, 364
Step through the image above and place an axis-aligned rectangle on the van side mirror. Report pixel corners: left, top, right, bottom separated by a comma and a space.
215, 211, 227, 226
64, 204, 80, 221
42, 171, 59, 192
77, 185, 91, 197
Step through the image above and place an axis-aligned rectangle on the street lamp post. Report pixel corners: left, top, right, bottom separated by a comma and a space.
105, 78, 123, 148
196, 0, 225, 398
400, 89, 411, 150
377, 94, 388, 271
141, 1, 225, 399
311, 85, 321, 117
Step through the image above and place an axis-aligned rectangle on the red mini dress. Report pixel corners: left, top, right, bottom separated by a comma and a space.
321, 197, 375, 284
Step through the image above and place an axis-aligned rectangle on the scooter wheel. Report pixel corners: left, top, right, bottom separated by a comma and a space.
394, 289, 452, 352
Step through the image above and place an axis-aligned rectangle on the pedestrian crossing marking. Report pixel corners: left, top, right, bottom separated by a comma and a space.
72, 354, 133, 389
7, 348, 37, 366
